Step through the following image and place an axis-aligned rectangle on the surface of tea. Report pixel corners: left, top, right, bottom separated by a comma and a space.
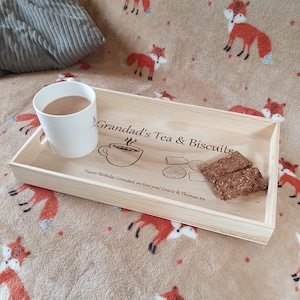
43, 96, 90, 115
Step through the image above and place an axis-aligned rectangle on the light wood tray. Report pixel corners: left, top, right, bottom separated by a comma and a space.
10, 88, 280, 244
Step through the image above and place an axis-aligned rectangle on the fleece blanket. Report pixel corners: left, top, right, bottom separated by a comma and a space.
0, 0, 300, 299
0, 0, 105, 76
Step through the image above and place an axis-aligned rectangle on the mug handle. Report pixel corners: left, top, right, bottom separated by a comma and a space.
98, 146, 109, 157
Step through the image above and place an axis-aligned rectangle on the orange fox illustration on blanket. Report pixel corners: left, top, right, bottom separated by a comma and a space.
154, 91, 175, 101
155, 286, 185, 300
278, 158, 300, 201
9, 184, 59, 229
123, 0, 151, 16
128, 214, 197, 254
229, 98, 286, 121
15, 114, 40, 135
0, 237, 31, 300
223, 0, 272, 64
56, 72, 76, 82
124, 44, 167, 81
291, 232, 300, 282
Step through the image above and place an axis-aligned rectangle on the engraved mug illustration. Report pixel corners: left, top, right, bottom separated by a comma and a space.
98, 139, 143, 167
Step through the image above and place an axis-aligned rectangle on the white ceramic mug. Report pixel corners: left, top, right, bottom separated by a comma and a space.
33, 81, 98, 158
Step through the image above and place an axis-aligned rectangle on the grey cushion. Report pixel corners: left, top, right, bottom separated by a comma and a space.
0, 0, 105, 76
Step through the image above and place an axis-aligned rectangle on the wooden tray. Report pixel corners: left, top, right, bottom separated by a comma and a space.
9, 88, 280, 244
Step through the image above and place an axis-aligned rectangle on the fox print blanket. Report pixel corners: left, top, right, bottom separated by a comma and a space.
1, 0, 300, 299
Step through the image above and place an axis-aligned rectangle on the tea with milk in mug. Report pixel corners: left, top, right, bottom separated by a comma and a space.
43, 96, 90, 115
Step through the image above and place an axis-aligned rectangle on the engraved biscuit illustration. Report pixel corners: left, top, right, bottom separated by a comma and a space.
189, 160, 207, 171
189, 172, 208, 182
162, 166, 187, 179
166, 156, 189, 165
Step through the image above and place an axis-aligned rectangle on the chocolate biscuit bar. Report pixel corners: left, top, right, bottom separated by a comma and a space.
211, 167, 267, 200
199, 151, 252, 182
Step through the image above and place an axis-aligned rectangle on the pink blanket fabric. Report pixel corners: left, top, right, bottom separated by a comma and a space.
1, 1, 300, 298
